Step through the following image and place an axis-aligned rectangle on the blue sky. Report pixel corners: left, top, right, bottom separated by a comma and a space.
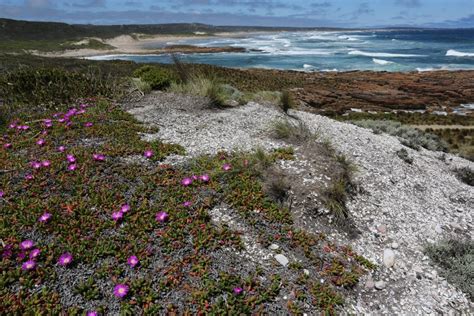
0, 0, 473, 28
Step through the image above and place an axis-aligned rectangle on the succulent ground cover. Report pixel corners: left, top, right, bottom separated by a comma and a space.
1, 98, 373, 314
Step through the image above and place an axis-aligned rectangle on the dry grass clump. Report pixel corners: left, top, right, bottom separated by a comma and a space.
271, 119, 315, 143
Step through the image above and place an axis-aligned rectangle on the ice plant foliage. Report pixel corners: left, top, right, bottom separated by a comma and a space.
114, 284, 129, 298
22, 260, 36, 271
20, 240, 34, 250
58, 252, 73, 266
127, 255, 139, 268
155, 211, 169, 223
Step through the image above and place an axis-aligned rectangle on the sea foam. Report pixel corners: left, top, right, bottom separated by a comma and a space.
349, 50, 424, 58
373, 58, 394, 65
446, 49, 474, 57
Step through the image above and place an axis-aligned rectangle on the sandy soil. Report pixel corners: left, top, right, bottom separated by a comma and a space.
34, 32, 255, 58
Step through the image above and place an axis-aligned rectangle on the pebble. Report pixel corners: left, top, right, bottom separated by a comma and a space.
391, 242, 399, 249
269, 244, 280, 250
303, 269, 310, 276
435, 224, 443, 234
375, 281, 386, 290
383, 249, 396, 268
274, 254, 289, 267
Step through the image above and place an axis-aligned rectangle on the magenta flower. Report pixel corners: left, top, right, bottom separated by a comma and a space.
39, 212, 52, 223
29, 248, 41, 259
44, 119, 53, 128
0, 190, 4, 198
58, 146, 66, 152
93, 153, 105, 161
181, 177, 193, 186
19, 125, 30, 131
42, 160, 51, 168
199, 174, 210, 183
112, 211, 123, 222
31, 161, 42, 169
3, 143, 12, 149
86, 311, 98, 316
192, 175, 198, 180
20, 240, 34, 250
25, 174, 34, 180
120, 204, 131, 213
66, 154, 76, 163
155, 211, 169, 223
183, 201, 192, 208
144, 150, 153, 158
58, 252, 73, 266
9, 122, 17, 129
58, 118, 67, 123
127, 255, 139, 268
77, 109, 86, 115
68, 164, 77, 171
222, 163, 232, 171
233, 287, 244, 295
114, 284, 129, 298
84, 122, 93, 127
22, 260, 37, 271
36, 138, 46, 146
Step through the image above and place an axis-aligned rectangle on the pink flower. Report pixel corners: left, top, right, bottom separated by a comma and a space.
84, 122, 93, 127
222, 163, 232, 171
0, 190, 4, 198
233, 287, 244, 295
19, 125, 30, 131
183, 201, 192, 208
25, 174, 34, 180
20, 240, 34, 250
41, 160, 51, 168
36, 138, 46, 146
29, 248, 41, 259
9, 122, 17, 129
66, 154, 76, 163
22, 260, 36, 271
199, 174, 210, 183
113, 284, 129, 298
120, 204, 131, 213
127, 255, 139, 268
58, 146, 66, 152
93, 153, 105, 161
3, 143, 12, 149
58, 252, 73, 266
155, 211, 169, 223
39, 212, 52, 223
86, 311, 98, 316
31, 161, 42, 169
68, 164, 77, 171
181, 177, 193, 186
112, 211, 123, 222
144, 150, 153, 158
192, 175, 198, 181
44, 119, 53, 128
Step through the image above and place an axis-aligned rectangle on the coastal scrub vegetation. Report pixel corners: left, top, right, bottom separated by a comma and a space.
0, 64, 374, 314
351, 119, 449, 152
453, 166, 474, 186
425, 239, 474, 300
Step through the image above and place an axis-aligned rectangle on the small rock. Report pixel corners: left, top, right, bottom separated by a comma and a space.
375, 281, 386, 290
365, 278, 375, 289
383, 249, 396, 268
303, 269, 310, 276
275, 254, 289, 267
269, 244, 280, 251
377, 224, 387, 234
435, 224, 443, 234
391, 242, 399, 249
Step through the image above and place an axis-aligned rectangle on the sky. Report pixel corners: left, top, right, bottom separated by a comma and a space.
0, 0, 473, 28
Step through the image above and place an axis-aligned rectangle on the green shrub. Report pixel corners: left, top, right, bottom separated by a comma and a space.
133, 65, 176, 90
453, 167, 474, 186
351, 120, 449, 152
280, 90, 295, 113
0, 67, 123, 108
425, 239, 474, 300
271, 119, 314, 143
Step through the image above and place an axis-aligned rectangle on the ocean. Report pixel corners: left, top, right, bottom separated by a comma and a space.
88, 29, 474, 72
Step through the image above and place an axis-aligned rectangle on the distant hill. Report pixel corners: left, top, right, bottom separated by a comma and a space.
0, 18, 345, 41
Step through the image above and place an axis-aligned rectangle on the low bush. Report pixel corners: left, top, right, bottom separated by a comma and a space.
396, 148, 414, 164
351, 120, 449, 152
132, 65, 176, 90
425, 239, 474, 300
271, 119, 314, 143
453, 167, 474, 186
280, 90, 295, 113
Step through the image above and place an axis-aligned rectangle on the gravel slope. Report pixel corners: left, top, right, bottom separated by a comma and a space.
126, 91, 474, 314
